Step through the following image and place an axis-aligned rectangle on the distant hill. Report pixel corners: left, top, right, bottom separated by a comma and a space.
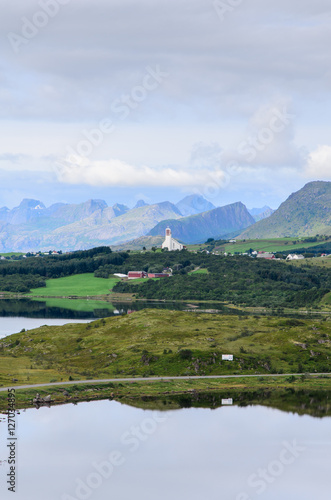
248, 206, 275, 222
176, 194, 215, 216
240, 181, 331, 239
148, 202, 255, 244
111, 235, 164, 251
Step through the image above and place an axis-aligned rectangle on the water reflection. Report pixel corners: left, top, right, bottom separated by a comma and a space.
0, 298, 237, 320
0, 399, 330, 500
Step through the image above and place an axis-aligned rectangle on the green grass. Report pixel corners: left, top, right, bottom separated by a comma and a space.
289, 257, 331, 269
188, 238, 331, 254
222, 238, 331, 253
29, 273, 120, 297
0, 252, 24, 257
189, 268, 209, 275
1, 309, 331, 387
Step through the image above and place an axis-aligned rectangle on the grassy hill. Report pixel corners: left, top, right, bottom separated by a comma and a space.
239, 181, 331, 239
0, 310, 330, 388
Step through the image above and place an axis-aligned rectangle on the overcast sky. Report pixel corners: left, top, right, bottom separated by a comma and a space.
1, 0, 331, 210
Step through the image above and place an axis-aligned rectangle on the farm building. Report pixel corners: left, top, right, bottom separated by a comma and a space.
286, 254, 305, 261
128, 271, 148, 279
256, 252, 275, 260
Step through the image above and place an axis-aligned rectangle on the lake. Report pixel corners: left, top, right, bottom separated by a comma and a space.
0, 399, 330, 499
0, 298, 238, 338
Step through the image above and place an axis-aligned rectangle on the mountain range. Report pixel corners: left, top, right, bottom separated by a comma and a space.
0, 181, 329, 252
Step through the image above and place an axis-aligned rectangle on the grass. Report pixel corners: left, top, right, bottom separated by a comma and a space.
29, 273, 120, 297
0, 309, 331, 388
189, 268, 209, 275
289, 257, 331, 269
188, 238, 331, 254
222, 238, 331, 253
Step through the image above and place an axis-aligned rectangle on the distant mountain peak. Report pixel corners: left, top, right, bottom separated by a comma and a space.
176, 194, 216, 216
134, 199, 149, 209
248, 206, 275, 222
18, 199, 46, 210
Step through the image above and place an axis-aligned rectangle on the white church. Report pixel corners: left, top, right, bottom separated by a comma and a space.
162, 227, 184, 251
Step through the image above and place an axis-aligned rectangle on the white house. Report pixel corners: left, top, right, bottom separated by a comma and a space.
162, 227, 184, 251
286, 254, 305, 261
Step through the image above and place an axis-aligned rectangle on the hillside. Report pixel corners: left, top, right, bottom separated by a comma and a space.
240, 181, 331, 239
148, 202, 255, 243
0, 310, 330, 388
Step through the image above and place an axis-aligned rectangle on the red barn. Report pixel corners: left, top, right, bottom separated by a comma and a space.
128, 271, 148, 279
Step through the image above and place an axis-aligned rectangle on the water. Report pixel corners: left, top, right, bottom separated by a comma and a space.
0, 400, 329, 500
0, 298, 237, 338
0, 317, 92, 339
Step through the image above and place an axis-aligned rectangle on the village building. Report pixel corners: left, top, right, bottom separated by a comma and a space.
286, 254, 305, 261
128, 271, 148, 279
256, 252, 275, 260
162, 227, 184, 251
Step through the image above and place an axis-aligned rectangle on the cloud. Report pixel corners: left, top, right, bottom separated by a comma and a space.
305, 145, 331, 178
2, 0, 331, 121
54, 157, 226, 188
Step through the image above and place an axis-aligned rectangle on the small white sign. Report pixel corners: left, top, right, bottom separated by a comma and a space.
222, 354, 233, 361
222, 398, 233, 405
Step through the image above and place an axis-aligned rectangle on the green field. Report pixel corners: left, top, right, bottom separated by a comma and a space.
290, 257, 331, 268
189, 268, 209, 275
0, 252, 24, 258
1, 309, 331, 388
189, 238, 331, 254
222, 238, 331, 253
29, 273, 120, 297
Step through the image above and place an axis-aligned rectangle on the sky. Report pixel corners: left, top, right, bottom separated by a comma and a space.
1, 0, 331, 211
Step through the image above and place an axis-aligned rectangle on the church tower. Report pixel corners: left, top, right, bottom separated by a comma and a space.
162, 227, 184, 251
162, 227, 172, 250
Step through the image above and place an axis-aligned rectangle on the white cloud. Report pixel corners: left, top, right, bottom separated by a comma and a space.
55, 157, 227, 188
305, 145, 331, 178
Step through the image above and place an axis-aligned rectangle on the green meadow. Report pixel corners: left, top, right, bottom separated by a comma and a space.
29, 273, 120, 297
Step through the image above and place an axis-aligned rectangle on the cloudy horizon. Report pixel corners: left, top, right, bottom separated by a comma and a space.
1, 0, 331, 210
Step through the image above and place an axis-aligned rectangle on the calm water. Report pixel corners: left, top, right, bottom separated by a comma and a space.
0, 317, 92, 339
0, 400, 330, 500
0, 298, 238, 338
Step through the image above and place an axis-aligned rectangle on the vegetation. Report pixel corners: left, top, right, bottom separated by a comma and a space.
0, 309, 331, 388
203, 236, 331, 255
113, 254, 331, 308
240, 180, 331, 239
0, 245, 330, 309
29, 273, 120, 297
